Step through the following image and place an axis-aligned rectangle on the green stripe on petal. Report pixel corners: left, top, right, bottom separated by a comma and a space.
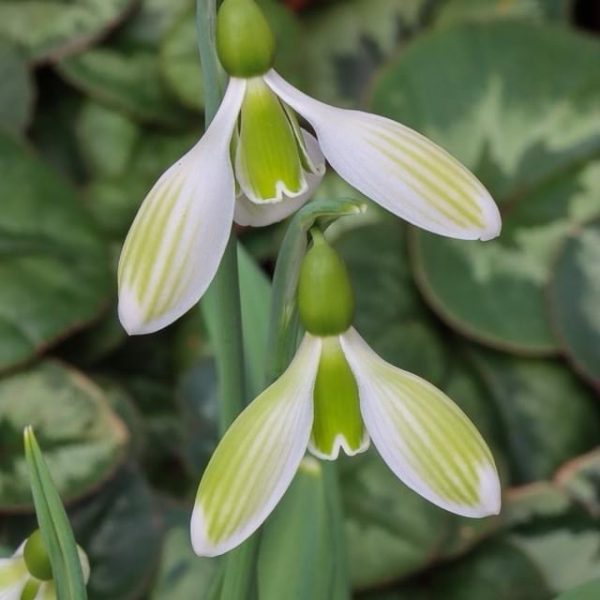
309, 336, 369, 460
117, 78, 246, 335
340, 328, 501, 517
191, 334, 322, 557
235, 77, 308, 204
264, 70, 501, 241
234, 131, 325, 227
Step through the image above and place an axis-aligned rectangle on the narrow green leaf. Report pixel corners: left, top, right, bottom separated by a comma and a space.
238, 244, 271, 396
23, 426, 87, 600
258, 459, 333, 600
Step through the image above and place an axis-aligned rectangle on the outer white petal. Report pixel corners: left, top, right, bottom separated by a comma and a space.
233, 131, 325, 227
34, 582, 56, 600
0, 546, 28, 600
340, 328, 501, 518
191, 334, 322, 556
264, 70, 501, 241
118, 78, 246, 335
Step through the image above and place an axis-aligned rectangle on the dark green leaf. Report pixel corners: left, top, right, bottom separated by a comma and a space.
335, 217, 449, 385
58, 48, 188, 126
0, 38, 34, 134
0, 0, 135, 62
428, 538, 553, 600
555, 579, 600, 600
0, 361, 128, 510
0, 132, 112, 372
301, 0, 431, 106
372, 22, 600, 353
471, 352, 600, 483
549, 217, 600, 387
71, 465, 164, 600
341, 450, 496, 589
150, 502, 220, 600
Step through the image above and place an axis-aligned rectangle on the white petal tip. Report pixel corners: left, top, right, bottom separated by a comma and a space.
443, 464, 502, 519
477, 193, 502, 241
117, 289, 161, 336
476, 463, 502, 516
190, 504, 230, 557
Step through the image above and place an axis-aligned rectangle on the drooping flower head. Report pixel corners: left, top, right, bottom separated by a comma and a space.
0, 530, 89, 600
118, 0, 501, 336
191, 230, 501, 557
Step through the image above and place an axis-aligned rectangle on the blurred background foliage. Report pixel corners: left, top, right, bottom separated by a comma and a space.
0, 0, 599, 598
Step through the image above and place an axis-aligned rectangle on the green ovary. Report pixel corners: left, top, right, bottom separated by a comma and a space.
236, 78, 307, 202
311, 337, 367, 459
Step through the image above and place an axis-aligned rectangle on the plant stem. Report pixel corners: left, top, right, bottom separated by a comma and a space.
196, 0, 245, 432
196, 2, 257, 598
196, 0, 222, 121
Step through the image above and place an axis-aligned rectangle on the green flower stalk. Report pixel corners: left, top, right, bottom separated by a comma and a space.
117, 0, 501, 337
0, 530, 89, 600
191, 231, 501, 556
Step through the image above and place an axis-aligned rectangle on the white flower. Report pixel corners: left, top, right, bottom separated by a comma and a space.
118, 69, 501, 336
191, 328, 501, 557
0, 537, 89, 600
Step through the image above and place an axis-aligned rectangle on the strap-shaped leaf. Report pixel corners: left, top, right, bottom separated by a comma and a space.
23, 427, 87, 600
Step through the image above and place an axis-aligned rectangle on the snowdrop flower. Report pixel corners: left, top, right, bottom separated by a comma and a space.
191, 231, 501, 556
0, 530, 89, 600
118, 0, 501, 336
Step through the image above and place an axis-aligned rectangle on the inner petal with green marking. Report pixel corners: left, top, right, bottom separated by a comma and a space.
235, 77, 318, 204
309, 336, 369, 459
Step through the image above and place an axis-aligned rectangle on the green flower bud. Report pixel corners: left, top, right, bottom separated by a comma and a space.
298, 229, 355, 336
23, 530, 53, 582
217, 0, 276, 77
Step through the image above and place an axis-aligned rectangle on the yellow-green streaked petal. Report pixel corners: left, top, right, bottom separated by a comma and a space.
308, 336, 369, 460
264, 70, 501, 241
118, 78, 246, 335
191, 334, 322, 557
234, 131, 324, 227
340, 327, 501, 518
33, 581, 56, 600
235, 77, 307, 204
281, 103, 324, 176
76, 547, 90, 584
0, 553, 28, 599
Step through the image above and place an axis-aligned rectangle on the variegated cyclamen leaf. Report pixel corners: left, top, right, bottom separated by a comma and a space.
264, 70, 500, 241
118, 78, 246, 335
340, 327, 501, 517
191, 334, 322, 557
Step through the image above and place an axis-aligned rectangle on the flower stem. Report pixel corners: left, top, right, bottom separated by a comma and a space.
196, 0, 222, 122
196, 0, 245, 432
196, 2, 257, 598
